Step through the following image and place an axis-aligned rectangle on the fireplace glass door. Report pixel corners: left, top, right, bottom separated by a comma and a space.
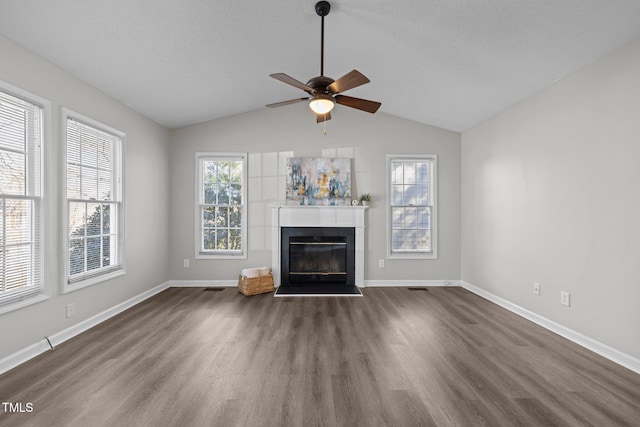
281, 227, 355, 286
289, 236, 347, 284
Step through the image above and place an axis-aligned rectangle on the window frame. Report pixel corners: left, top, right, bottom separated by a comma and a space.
195, 152, 248, 260
62, 108, 126, 293
0, 80, 51, 314
386, 154, 438, 260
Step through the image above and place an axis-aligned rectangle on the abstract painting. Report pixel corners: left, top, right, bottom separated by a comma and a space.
286, 157, 352, 206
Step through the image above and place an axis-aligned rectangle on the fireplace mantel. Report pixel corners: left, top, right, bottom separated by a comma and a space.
271, 206, 367, 287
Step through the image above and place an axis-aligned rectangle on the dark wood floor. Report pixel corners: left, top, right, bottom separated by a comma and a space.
1, 287, 639, 426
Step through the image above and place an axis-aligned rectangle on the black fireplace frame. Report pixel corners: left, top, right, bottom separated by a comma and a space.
281, 227, 356, 287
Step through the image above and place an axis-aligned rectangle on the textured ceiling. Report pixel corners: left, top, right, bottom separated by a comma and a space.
1, 0, 640, 131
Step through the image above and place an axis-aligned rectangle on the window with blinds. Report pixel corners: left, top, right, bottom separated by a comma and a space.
64, 111, 124, 291
0, 86, 46, 309
196, 153, 247, 259
387, 155, 438, 259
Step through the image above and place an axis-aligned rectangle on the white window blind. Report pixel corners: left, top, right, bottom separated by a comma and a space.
196, 153, 247, 259
388, 155, 437, 259
0, 89, 44, 307
65, 115, 123, 287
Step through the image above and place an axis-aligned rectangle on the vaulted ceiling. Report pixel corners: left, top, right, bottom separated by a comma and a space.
1, 0, 640, 131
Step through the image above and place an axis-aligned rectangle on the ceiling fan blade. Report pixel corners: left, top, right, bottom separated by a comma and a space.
328, 70, 370, 94
335, 95, 381, 113
316, 111, 332, 123
270, 73, 314, 93
266, 98, 309, 108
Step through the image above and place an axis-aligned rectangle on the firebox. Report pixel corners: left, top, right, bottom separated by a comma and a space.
281, 227, 355, 287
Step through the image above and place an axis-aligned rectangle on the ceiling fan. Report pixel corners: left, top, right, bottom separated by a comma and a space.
266, 1, 381, 123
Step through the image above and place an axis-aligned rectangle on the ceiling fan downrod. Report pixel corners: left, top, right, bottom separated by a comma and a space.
315, 1, 331, 76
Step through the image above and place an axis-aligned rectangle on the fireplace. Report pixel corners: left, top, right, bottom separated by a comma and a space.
281, 227, 355, 287
271, 206, 367, 294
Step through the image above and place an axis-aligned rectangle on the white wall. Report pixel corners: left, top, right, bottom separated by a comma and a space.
0, 35, 171, 360
169, 106, 461, 283
462, 37, 640, 360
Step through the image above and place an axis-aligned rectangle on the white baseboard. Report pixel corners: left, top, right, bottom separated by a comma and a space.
169, 279, 462, 288
168, 280, 236, 288
169, 279, 463, 288
0, 340, 52, 377
461, 280, 640, 375
0, 281, 170, 376
364, 279, 461, 287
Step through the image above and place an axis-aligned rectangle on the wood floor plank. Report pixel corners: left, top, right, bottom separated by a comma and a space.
1, 286, 639, 426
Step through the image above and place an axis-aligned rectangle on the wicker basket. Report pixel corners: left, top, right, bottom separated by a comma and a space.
238, 272, 274, 296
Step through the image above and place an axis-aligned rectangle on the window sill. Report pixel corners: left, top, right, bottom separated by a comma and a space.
63, 268, 126, 294
195, 253, 247, 260
0, 293, 50, 315
388, 252, 438, 260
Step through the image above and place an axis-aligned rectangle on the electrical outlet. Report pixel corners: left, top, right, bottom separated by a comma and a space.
378, 259, 385, 268
183, 259, 189, 268
533, 282, 540, 295
66, 303, 75, 318
561, 291, 571, 307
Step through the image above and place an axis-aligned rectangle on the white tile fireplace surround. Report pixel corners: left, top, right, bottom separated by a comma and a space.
271, 206, 367, 287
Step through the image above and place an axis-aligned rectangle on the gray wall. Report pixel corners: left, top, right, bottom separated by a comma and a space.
0, 35, 171, 360
462, 38, 640, 360
169, 106, 461, 283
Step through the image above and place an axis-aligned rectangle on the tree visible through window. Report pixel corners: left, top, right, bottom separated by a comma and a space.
68, 203, 111, 275
65, 113, 124, 289
197, 153, 246, 258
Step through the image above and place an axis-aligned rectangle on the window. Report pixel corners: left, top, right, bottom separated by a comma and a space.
0, 82, 50, 313
63, 110, 124, 292
387, 154, 437, 259
196, 153, 247, 259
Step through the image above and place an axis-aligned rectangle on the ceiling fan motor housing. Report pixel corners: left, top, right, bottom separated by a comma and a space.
306, 75, 335, 93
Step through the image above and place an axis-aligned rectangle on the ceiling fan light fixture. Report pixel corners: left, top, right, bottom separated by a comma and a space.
309, 94, 335, 114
